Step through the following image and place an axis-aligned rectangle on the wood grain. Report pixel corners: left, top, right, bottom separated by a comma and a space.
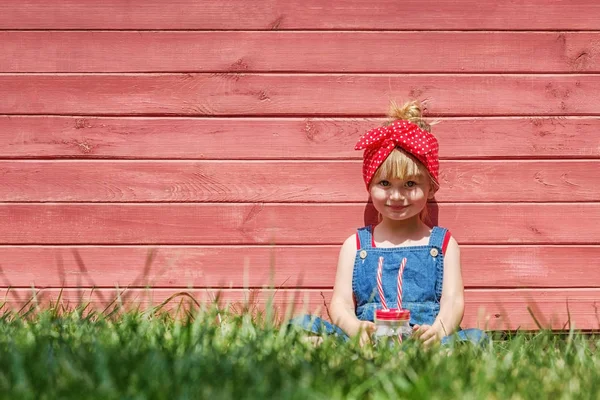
0, 245, 597, 289
2, 75, 598, 116
0, 203, 598, 245
1, 0, 598, 30
2, 116, 598, 160
1, 287, 598, 330
1, 160, 597, 202
3, 32, 598, 73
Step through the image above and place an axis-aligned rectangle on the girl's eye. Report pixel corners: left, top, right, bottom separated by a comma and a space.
405, 181, 417, 188
379, 180, 390, 187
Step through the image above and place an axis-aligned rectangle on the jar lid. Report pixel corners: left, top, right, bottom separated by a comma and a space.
375, 308, 410, 321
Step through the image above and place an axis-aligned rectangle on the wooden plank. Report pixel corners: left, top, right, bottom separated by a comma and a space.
0, 287, 331, 323
0, 203, 598, 245
1, 75, 599, 116
1, 160, 598, 202
0, 287, 598, 331
0, 245, 597, 289
3, 32, 599, 73
465, 289, 600, 331
0, 0, 598, 30
1, 116, 598, 160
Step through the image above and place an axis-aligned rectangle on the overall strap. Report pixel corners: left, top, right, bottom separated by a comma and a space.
355, 226, 374, 249
430, 226, 451, 302
428, 226, 452, 255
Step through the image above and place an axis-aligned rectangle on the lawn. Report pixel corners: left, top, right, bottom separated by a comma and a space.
0, 300, 597, 399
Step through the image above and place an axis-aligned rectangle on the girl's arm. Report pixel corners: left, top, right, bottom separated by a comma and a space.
329, 234, 375, 344
435, 236, 465, 336
413, 236, 465, 345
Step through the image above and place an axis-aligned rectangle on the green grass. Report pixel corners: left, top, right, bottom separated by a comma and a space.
0, 303, 598, 400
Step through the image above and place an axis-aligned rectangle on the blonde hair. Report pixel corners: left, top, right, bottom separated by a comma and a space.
386, 100, 433, 132
371, 100, 438, 223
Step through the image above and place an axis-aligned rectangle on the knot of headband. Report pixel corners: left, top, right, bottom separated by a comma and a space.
354, 120, 440, 188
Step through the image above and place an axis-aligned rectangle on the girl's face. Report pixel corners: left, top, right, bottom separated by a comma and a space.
369, 174, 433, 222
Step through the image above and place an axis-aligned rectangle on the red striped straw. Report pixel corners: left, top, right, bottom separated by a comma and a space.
377, 256, 388, 310
397, 257, 407, 343
397, 257, 407, 309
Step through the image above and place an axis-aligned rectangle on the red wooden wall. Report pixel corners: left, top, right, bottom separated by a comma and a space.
1, 0, 599, 330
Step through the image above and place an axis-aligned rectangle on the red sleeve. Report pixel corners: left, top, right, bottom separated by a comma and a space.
442, 231, 452, 254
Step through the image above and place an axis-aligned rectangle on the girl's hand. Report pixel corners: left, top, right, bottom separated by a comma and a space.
356, 321, 376, 347
412, 324, 442, 348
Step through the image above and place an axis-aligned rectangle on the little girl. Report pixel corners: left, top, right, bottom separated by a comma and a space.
291, 100, 486, 347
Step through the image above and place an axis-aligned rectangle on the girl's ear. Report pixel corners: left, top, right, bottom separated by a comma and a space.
427, 179, 439, 200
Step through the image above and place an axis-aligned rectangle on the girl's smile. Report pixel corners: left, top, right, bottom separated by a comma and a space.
387, 204, 409, 211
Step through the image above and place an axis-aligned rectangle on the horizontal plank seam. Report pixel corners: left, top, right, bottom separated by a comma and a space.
2, 113, 599, 118
0, 244, 598, 248
2, 116, 599, 121
1, 29, 600, 33
5, 70, 600, 75
2, 287, 599, 293
1, 157, 600, 161
3, 201, 599, 205
2, 72, 600, 76
2, 29, 600, 33
3, 159, 600, 164
1, 201, 598, 205
1, 242, 597, 246
4, 286, 599, 290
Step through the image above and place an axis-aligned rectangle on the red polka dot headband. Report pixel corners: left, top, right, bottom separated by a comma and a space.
354, 120, 439, 189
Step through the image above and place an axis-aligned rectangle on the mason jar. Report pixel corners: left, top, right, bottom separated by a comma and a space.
373, 309, 411, 346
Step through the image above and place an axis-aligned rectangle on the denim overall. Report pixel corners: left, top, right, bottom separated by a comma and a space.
289, 225, 487, 345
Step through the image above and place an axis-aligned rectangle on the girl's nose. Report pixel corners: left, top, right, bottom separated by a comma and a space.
390, 189, 404, 201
